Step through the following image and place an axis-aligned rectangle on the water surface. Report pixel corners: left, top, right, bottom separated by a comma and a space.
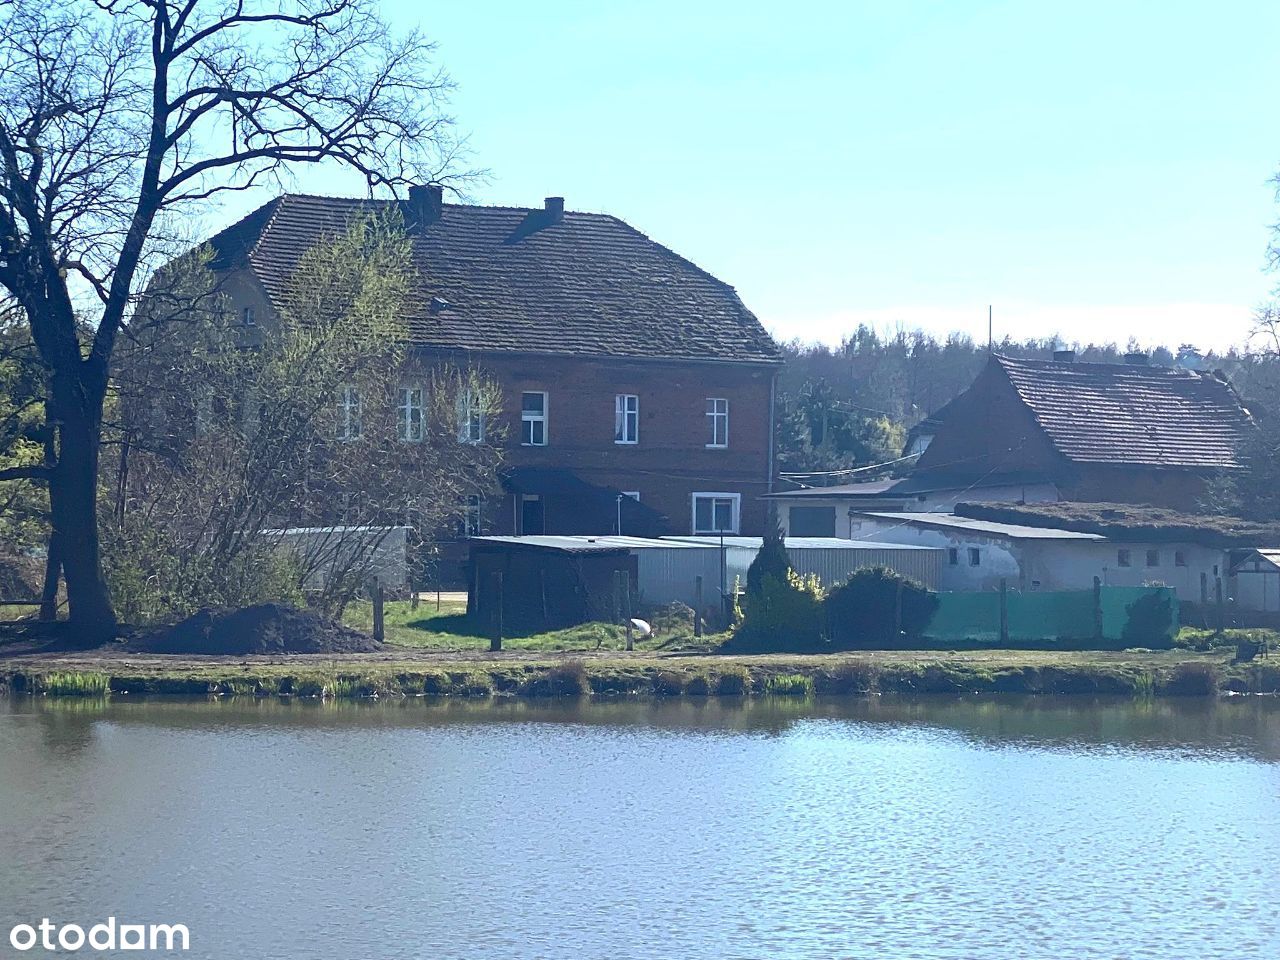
1, 695, 1277, 959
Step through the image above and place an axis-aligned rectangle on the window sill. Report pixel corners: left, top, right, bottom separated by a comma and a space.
705, 443, 728, 450
614, 440, 638, 446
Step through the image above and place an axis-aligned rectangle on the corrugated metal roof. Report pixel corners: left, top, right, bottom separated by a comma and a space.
664, 536, 943, 551
856, 513, 1105, 541
469, 536, 632, 554
471, 535, 717, 553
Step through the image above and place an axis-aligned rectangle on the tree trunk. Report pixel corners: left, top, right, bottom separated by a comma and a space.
38, 533, 61, 622
47, 380, 117, 644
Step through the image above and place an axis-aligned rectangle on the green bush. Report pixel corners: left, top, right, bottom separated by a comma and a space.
728, 570, 825, 653
712, 666, 752, 695
746, 524, 791, 598
824, 567, 938, 648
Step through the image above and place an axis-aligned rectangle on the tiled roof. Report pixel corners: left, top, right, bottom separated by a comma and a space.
204, 194, 780, 364
994, 355, 1253, 468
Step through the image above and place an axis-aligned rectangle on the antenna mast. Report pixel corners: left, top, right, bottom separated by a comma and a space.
987, 305, 993, 353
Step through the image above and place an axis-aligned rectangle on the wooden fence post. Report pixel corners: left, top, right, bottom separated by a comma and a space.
1215, 576, 1224, 638
998, 578, 1009, 645
894, 580, 903, 638
1093, 576, 1103, 641
491, 572, 503, 652
694, 576, 704, 638
623, 570, 634, 651
372, 584, 385, 643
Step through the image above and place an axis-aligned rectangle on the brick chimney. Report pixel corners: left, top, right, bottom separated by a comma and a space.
544, 196, 565, 223
408, 183, 444, 225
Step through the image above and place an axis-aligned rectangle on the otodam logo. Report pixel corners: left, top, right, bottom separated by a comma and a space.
8, 918, 189, 952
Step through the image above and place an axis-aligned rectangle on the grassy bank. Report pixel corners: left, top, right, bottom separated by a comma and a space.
2, 648, 1276, 700
340, 598, 722, 653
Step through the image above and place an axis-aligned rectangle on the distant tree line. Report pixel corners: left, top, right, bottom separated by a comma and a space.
777, 324, 1280, 486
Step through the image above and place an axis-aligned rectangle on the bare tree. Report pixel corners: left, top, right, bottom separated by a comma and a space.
110, 212, 503, 623
0, 0, 460, 640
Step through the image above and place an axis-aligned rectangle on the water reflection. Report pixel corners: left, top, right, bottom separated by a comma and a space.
1, 695, 1277, 960
9, 693, 1279, 761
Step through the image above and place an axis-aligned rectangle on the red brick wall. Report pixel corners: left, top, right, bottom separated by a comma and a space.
424, 351, 778, 537
913, 360, 1064, 479
1061, 465, 1212, 512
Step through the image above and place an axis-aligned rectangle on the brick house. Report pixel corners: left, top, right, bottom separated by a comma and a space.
909, 352, 1254, 511
201, 186, 781, 555
768, 351, 1255, 534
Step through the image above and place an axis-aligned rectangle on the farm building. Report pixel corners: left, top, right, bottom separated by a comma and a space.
468, 535, 943, 625
261, 525, 410, 591
467, 536, 638, 632
846, 512, 1223, 598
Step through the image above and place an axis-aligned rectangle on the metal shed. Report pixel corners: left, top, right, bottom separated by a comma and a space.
663, 536, 944, 591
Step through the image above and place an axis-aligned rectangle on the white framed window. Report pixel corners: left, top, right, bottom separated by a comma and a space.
337, 386, 362, 441
463, 495, 483, 537
397, 385, 424, 442
706, 397, 729, 448
621, 491, 640, 501
615, 394, 639, 444
968, 547, 981, 567
522, 391, 548, 446
692, 492, 740, 534
242, 306, 256, 327
457, 389, 485, 444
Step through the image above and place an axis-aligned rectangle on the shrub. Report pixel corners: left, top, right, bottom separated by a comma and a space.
824, 567, 938, 648
651, 670, 685, 697
522, 660, 589, 697
684, 672, 711, 696
746, 524, 791, 599
649, 602, 696, 636
815, 663, 877, 694
728, 570, 825, 653
1122, 591, 1176, 648
712, 665, 752, 695
1160, 661, 1219, 697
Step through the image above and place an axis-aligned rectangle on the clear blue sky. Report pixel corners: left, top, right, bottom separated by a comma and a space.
212, 0, 1280, 352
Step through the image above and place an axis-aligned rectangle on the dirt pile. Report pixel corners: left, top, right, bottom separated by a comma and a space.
137, 603, 381, 655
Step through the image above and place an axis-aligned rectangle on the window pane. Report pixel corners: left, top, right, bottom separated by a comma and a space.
694, 498, 711, 530
522, 392, 544, 414
713, 499, 732, 530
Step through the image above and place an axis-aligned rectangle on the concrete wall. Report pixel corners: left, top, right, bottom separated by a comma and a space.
775, 482, 1059, 533
846, 515, 1227, 597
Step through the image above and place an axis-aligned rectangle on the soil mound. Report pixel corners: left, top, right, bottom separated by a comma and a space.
138, 603, 381, 655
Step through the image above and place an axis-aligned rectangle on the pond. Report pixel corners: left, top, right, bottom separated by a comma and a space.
1, 695, 1277, 959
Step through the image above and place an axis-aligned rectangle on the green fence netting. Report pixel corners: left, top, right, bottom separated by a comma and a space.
926, 586, 1179, 645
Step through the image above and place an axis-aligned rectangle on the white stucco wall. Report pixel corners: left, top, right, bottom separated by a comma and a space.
844, 514, 1228, 597
776, 483, 1059, 533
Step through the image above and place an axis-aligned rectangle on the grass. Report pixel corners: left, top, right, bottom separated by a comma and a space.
4, 647, 1277, 700
763, 673, 815, 697
34, 671, 110, 697
1176, 626, 1279, 652
342, 598, 723, 654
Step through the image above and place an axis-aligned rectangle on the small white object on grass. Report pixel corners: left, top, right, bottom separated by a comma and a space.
629, 618, 652, 638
